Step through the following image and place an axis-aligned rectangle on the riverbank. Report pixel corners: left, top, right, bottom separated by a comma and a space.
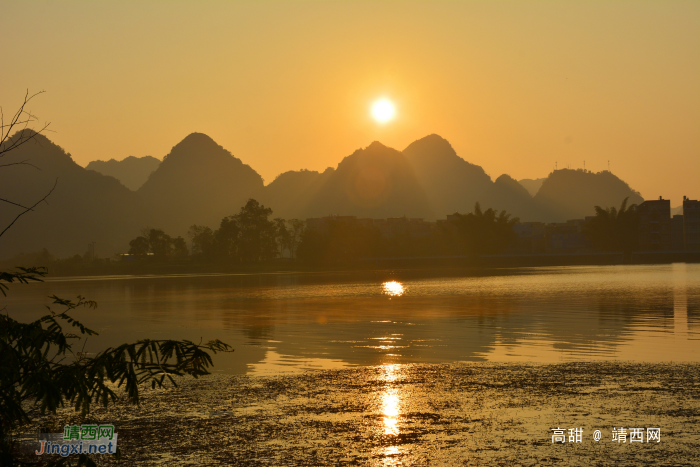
4, 250, 700, 278
20, 362, 700, 466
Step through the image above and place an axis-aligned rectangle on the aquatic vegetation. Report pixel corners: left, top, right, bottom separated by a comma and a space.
25, 362, 700, 466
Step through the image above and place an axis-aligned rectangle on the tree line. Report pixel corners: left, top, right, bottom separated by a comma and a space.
297, 203, 519, 263
126, 197, 644, 265
128, 199, 306, 262
127, 199, 521, 264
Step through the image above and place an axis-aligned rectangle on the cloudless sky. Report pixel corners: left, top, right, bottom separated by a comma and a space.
2, 1, 698, 205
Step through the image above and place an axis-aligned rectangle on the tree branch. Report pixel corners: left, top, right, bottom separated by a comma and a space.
0, 178, 57, 238
0, 197, 35, 211
0, 159, 40, 170
0, 90, 51, 159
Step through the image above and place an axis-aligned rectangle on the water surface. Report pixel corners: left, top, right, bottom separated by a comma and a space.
4, 264, 699, 374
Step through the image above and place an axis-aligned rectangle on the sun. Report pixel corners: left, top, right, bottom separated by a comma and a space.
371, 98, 395, 124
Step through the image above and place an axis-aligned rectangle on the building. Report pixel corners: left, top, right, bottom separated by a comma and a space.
544, 220, 589, 254
508, 219, 591, 254
512, 222, 546, 254
636, 197, 671, 251
684, 196, 700, 251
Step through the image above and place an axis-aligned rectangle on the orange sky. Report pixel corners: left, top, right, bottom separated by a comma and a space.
2, 1, 698, 205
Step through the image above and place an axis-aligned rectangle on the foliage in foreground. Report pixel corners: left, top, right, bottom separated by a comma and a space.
0, 267, 232, 466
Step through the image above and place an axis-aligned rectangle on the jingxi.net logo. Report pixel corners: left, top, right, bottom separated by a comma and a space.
35, 424, 118, 457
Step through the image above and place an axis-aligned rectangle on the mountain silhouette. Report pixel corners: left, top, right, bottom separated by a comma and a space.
402, 134, 492, 216
87, 155, 161, 191
401, 135, 644, 222
0, 131, 144, 258
481, 174, 535, 220
518, 177, 546, 197
533, 169, 644, 221
1, 131, 653, 259
299, 141, 434, 219
138, 133, 264, 234
261, 167, 335, 219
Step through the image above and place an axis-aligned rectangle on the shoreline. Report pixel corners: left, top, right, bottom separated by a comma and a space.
18, 362, 700, 466
4, 251, 700, 278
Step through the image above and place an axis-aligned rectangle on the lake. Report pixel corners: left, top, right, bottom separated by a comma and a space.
4, 263, 699, 375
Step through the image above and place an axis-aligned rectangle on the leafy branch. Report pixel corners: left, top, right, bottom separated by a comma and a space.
0, 277, 232, 465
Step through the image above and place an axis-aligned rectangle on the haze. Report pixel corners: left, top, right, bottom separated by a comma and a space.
1, 1, 698, 203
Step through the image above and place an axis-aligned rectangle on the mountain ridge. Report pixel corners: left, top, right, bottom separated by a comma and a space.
2, 131, 653, 258
87, 155, 161, 191
0, 131, 145, 258
137, 132, 264, 233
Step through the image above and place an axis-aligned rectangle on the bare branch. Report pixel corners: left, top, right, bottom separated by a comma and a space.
0, 159, 40, 170
0, 178, 57, 238
0, 118, 36, 129
0, 90, 50, 158
0, 198, 36, 211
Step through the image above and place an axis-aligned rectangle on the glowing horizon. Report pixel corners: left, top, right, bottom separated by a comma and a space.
1, 2, 698, 203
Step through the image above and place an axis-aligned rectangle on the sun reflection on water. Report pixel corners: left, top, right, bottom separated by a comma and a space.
379, 364, 403, 464
382, 445, 400, 465
382, 281, 405, 297
382, 390, 400, 435
380, 364, 401, 437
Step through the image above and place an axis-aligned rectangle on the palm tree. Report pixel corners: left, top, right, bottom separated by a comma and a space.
583, 197, 639, 257
452, 202, 519, 255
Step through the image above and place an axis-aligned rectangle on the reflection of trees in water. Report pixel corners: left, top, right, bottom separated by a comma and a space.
124, 279, 222, 322
240, 324, 274, 342
597, 289, 675, 332
524, 288, 677, 354
19, 269, 697, 369
687, 294, 700, 332
210, 282, 693, 365
442, 286, 679, 357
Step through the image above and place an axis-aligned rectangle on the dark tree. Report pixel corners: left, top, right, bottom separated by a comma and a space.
189, 203, 298, 263
234, 199, 277, 262
214, 216, 240, 259
127, 228, 189, 257
171, 236, 188, 257
451, 202, 519, 255
274, 218, 291, 257
188, 225, 215, 257
287, 219, 305, 259
582, 197, 639, 255
128, 235, 150, 255
147, 229, 173, 257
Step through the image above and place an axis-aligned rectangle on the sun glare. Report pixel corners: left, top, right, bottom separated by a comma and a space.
371, 99, 395, 124
382, 281, 404, 297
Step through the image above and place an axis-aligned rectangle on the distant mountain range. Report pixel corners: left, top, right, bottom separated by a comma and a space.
517, 178, 545, 197
262, 141, 434, 220
87, 155, 160, 191
1, 131, 645, 258
0, 133, 144, 258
